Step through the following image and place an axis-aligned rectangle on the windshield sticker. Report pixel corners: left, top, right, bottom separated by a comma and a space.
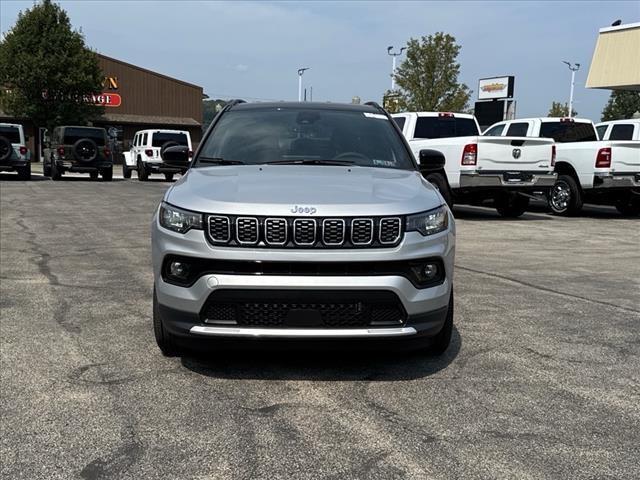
363, 113, 388, 120
372, 159, 395, 167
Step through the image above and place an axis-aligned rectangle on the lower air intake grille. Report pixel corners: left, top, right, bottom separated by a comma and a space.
200, 290, 406, 328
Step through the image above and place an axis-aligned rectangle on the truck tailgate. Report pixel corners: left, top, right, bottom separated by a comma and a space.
476, 136, 554, 171
609, 141, 640, 173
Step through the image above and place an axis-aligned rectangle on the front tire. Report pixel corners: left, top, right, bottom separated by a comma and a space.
429, 292, 454, 356
494, 192, 530, 218
424, 172, 453, 208
51, 161, 61, 180
16, 164, 31, 180
153, 288, 180, 357
549, 175, 582, 216
137, 160, 149, 181
101, 166, 113, 181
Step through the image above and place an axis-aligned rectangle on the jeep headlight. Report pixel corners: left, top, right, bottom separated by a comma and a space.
406, 205, 449, 236
159, 202, 203, 233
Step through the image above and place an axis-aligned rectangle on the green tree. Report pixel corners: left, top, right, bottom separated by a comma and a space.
0, 0, 103, 131
202, 99, 228, 129
393, 33, 471, 112
548, 101, 577, 117
601, 91, 640, 121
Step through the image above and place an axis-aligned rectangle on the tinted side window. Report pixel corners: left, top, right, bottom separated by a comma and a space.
506, 122, 529, 137
392, 117, 406, 132
609, 124, 634, 140
142, 133, 148, 146
539, 122, 597, 143
414, 117, 479, 139
484, 124, 505, 136
596, 125, 608, 140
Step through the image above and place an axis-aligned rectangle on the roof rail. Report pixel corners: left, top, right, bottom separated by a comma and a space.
364, 101, 385, 113
224, 99, 246, 110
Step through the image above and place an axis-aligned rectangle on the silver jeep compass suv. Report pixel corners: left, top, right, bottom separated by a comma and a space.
151, 101, 455, 356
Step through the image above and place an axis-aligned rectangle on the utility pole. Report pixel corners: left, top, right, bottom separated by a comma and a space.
387, 46, 406, 90
562, 61, 580, 118
297, 67, 309, 102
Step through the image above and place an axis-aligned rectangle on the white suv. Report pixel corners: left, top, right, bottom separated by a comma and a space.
124, 129, 192, 181
0, 123, 31, 180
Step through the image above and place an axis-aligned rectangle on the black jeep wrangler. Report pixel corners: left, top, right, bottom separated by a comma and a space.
44, 126, 113, 181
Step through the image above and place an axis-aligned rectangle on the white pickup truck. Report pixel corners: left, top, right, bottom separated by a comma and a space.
485, 117, 640, 216
392, 112, 556, 217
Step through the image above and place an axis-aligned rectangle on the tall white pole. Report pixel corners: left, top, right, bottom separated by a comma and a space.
391, 56, 396, 90
568, 69, 575, 118
298, 74, 302, 102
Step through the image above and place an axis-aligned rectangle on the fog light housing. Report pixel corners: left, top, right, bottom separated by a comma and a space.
169, 261, 190, 279
409, 260, 444, 287
421, 263, 438, 281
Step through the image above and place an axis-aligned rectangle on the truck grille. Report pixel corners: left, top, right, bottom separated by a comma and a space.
206, 215, 404, 248
201, 290, 406, 328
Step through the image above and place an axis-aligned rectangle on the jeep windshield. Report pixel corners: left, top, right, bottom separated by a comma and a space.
63, 127, 106, 146
196, 106, 415, 170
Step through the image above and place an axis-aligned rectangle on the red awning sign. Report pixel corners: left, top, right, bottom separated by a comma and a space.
91, 93, 122, 107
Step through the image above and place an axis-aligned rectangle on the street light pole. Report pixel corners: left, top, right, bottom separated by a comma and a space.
562, 61, 580, 118
297, 67, 309, 102
387, 46, 406, 91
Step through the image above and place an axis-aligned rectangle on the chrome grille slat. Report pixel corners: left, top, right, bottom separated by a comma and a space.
264, 218, 287, 246
322, 219, 345, 246
293, 219, 317, 246
236, 217, 259, 245
379, 217, 401, 245
208, 216, 231, 243
351, 218, 374, 246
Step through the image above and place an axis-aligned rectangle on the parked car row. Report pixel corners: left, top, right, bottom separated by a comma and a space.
0, 124, 193, 182
391, 113, 640, 217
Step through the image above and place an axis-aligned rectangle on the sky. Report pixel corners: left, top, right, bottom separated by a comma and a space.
1, 0, 639, 121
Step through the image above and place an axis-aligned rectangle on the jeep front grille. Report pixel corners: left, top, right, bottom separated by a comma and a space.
206, 215, 404, 248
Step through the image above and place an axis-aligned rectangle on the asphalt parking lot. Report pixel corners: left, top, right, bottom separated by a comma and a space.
1, 172, 639, 480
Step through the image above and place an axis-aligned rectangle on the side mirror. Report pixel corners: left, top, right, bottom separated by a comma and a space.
162, 145, 190, 168
418, 149, 446, 173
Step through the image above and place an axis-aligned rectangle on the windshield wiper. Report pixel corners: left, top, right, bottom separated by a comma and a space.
262, 159, 355, 166
198, 157, 245, 165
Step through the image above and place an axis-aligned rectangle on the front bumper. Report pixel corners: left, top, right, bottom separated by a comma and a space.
459, 171, 556, 189
593, 172, 640, 189
152, 212, 455, 340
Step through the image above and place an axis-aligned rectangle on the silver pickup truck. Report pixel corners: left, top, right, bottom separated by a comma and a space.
151, 101, 456, 357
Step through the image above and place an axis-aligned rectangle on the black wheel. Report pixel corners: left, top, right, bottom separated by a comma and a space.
137, 159, 148, 181
549, 175, 582, 216
0, 136, 12, 161
51, 161, 61, 180
122, 163, 131, 179
101, 166, 113, 181
429, 291, 454, 356
425, 172, 453, 207
615, 195, 640, 216
90, 171, 99, 180
495, 192, 530, 218
43, 160, 51, 177
16, 164, 31, 180
164, 173, 174, 182
153, 288, 180, 357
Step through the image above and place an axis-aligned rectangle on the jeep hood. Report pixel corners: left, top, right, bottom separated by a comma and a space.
165, 165, 443, 216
